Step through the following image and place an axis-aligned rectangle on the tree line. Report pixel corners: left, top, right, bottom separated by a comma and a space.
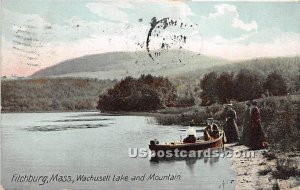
200, 69, 291, 106
1, 78, 116, 112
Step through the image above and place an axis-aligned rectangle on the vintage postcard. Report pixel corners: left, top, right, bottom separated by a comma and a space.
1, 1, 300, 190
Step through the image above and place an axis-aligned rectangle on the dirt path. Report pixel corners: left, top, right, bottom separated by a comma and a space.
227, 144, 300, 190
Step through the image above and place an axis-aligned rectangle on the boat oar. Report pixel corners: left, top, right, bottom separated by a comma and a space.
178, 129, 205, 132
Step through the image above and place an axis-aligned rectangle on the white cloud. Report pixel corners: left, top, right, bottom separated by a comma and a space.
232, 18, 257, 32
209, 4, 237, 18
200, 33, 300, 60
168, 1, 195, 17
208, 4, 257, 32
86, 2, 133, 23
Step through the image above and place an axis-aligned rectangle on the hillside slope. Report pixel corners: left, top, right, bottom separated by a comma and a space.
31, 50, 229, 79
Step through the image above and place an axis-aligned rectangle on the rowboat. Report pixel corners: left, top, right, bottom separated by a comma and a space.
149, 131, 225, 153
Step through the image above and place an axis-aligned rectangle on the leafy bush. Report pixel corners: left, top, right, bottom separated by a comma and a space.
97, 74, 176, 112
175, 96, 195, 107
261, 97, 299, 151
233, 69, 264, 101
263, 72, 288, 96
273, 157, 300, 179
200, 72, 218, 105
216, 72, 234, 103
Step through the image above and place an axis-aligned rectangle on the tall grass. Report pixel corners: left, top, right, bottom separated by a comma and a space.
155, 108, 210, 126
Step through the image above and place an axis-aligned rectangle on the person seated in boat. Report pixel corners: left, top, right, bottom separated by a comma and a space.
183, 127, 197, 143
204, 118, 220, 141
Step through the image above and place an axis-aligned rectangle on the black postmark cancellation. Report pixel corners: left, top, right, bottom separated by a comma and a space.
10, 173, 181, 185
11, 21, 50, 67
145, 17, 203, 63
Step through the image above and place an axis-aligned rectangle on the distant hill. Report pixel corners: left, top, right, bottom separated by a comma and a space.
208, 56, 300, 78
31, 50, 229, 79
172, 56, 300, 81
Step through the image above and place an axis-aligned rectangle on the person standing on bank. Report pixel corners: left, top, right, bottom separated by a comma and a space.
249, 100, 267, 149
223, 104, 239, 143
242, 101, 252, 146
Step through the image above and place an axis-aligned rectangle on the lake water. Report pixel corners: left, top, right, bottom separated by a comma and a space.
1, 112, 235, 190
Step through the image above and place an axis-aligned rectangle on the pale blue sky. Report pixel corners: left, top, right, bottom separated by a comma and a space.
2, 1, 300, 76
3, 1, 300, 39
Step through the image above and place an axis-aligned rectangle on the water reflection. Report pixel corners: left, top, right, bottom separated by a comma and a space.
150, 148, 223, 168
25, 123, 108, 131
43, 118, 113, 122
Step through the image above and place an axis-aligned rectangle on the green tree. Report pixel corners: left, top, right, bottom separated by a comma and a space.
233, 69, 264, 101
215, 72, 234, 103
263, 72, 288, 96
138, 74, 176, 106
97, 75, 176, 112
294, 70, 300, 94
200, 72, 218, 105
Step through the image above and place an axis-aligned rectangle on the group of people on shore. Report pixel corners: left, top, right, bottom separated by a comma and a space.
183, 100, 268, 150
204, 100, 267, 149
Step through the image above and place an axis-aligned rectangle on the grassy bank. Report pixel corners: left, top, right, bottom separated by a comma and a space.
1, 78, 116, 112
154, 106, 210, 126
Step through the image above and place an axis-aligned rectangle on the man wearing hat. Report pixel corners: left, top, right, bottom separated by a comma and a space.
204, 118, 220, 141
223, 104, 239, 143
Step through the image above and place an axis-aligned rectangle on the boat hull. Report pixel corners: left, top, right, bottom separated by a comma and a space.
149, 133, 224, 153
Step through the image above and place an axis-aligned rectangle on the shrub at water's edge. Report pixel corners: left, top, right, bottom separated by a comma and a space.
97, 74, 177, 112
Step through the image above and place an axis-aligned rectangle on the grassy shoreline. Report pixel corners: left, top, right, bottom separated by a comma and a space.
0, 109, 179, 119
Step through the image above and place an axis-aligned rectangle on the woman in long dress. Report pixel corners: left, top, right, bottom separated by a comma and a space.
249, 100, 267, 149
242, 101, 252, 146
223, 104, 239, 143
